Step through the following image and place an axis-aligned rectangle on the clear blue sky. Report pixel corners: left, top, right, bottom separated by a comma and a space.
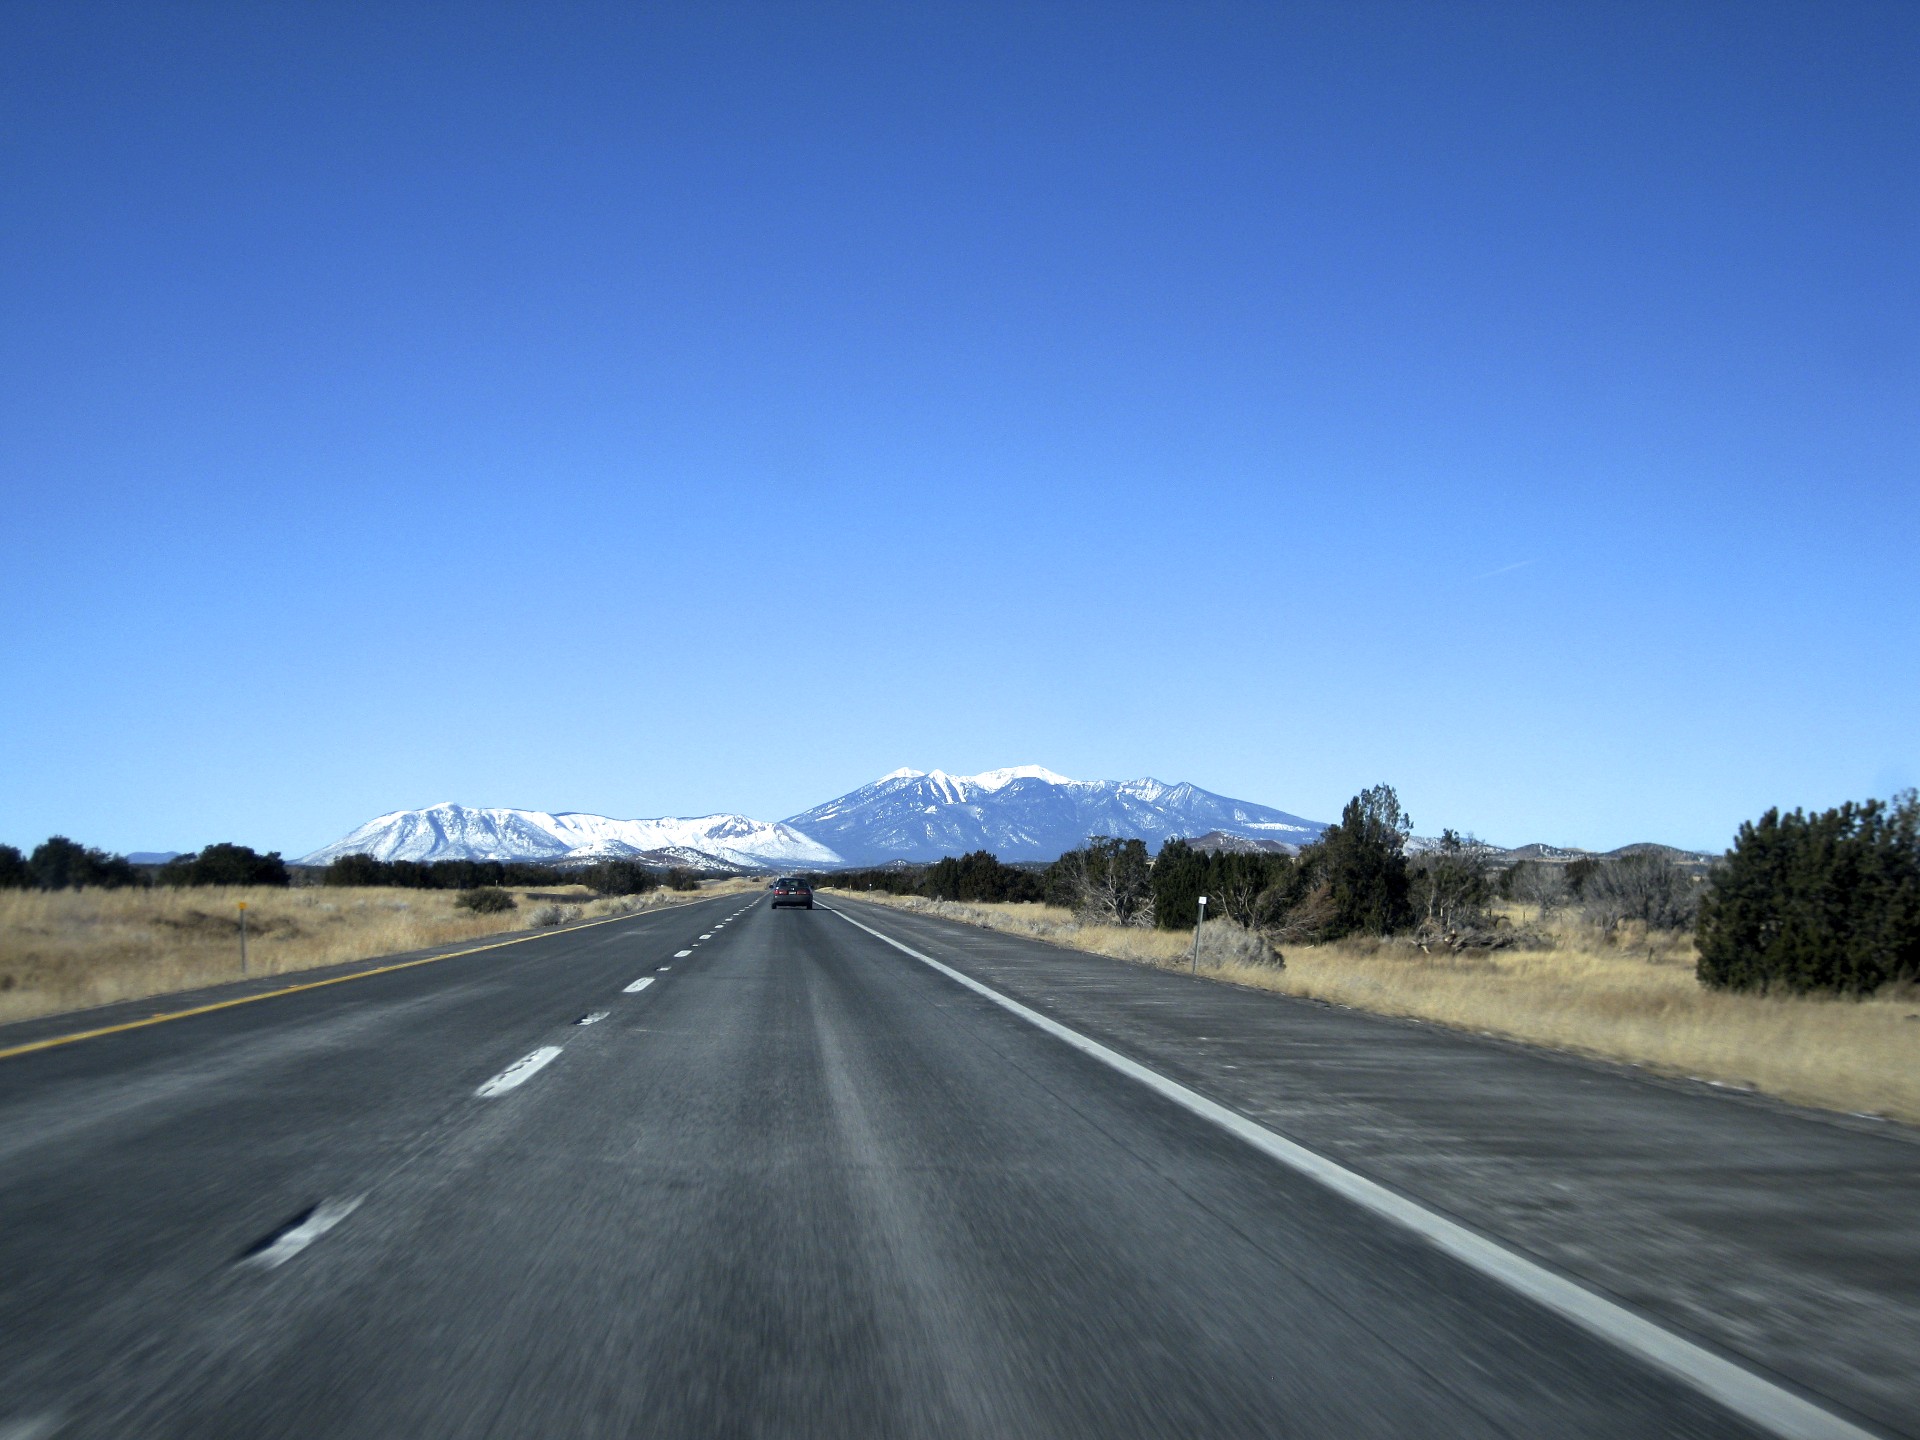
2, 2, 1914, 858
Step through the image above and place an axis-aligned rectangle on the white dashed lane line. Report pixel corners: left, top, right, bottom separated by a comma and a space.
699, 933, 713, 939
475, 1046, 562, 1098
623, 977, 655, 993
673, 950, 692, 958
241, 1196, 364, 1269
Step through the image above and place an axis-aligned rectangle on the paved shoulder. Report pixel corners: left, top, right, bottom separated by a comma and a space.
827, 897, 1920, 1438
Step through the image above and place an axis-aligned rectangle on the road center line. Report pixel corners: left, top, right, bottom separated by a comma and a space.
475, 1046, 562, 1098
623, 977, 655, 993
826, 904, 1877, 1440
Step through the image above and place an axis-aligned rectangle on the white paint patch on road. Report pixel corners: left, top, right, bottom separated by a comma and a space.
574, 1011, 609, 1026
674, 950, 692, 957
0, 1414, 65, 1440
623, 977, 655, 993
475, 1046, 562, 1098
699, 933, 713, 939
828, 904, 1879, 1440
0, 1413, 63, 1436
241, 1195, 364, 1269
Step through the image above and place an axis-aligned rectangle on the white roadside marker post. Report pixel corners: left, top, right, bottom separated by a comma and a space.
1191, 896, 1206, 977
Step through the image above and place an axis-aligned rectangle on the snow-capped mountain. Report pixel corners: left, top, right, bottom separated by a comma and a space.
781, 767, 1325, 866
300, 769, 1327, 871
298, 803, 841, 870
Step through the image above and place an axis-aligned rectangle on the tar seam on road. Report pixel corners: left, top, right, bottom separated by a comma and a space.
827, 903, 1884, 1440
0, 900, 720, 1065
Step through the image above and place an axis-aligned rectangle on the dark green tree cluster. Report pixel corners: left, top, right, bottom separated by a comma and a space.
160, 843, 290, 887
798, 854, 1042, 903
807, 866, 924, 896
0, 837, 144, 890
1148, 839, 1295, 930
322, 854, 579, 890
1696, 792, 1920, 995
922, 851, 1045, 904
576, 860, 661, 896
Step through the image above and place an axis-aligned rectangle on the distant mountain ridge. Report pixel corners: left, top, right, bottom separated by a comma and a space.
298, 803, 838, 871
298, 767, 1328, 870
781, 767, 1324, 866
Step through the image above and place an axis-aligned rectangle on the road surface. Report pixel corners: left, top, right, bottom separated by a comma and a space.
0, 892, 1907, 1438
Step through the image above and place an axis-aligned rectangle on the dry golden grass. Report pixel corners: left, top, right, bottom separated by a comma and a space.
832, 892, 1920, 1125
0, 880, 749, 1027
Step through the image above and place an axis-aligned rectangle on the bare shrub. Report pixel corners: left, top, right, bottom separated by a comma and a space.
455, 887, 516, 914
1051, 838, 1155, 927
1582, 854, 1699, 937
1198, 918, 1284, 970
1507, 860, 1569, 923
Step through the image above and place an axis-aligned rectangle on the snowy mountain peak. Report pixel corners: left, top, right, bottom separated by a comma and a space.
965, 765, 1078, 791
782, 767, 1324, 866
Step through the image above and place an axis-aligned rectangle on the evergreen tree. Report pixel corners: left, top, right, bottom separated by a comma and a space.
0, 844, 28, 889
922, 851, 1042, 903
1696, 792, 1920, 994
324, 853, 386, 887
1150, 838, 1209, 929
1316, 785, 1414, 937
579, 859, 659, 896
28, 836, 141, 890
163, 843, 290, 887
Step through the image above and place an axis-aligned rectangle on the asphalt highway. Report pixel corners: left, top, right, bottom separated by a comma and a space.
0, 893, 1885, 1438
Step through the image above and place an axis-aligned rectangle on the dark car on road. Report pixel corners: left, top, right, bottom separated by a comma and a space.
771, 877, 813, 909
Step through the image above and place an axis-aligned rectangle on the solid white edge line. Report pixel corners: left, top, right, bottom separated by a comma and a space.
825, 903, 1880, 1440
475, 1045, 563, 1098
623, 976, 655, 992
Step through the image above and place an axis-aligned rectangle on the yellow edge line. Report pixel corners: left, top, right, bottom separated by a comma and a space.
0, 906, 659, 1063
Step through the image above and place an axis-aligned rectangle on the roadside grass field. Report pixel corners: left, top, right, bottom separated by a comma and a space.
0, 880, 758, 1027
832, 891, 1920, 1125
